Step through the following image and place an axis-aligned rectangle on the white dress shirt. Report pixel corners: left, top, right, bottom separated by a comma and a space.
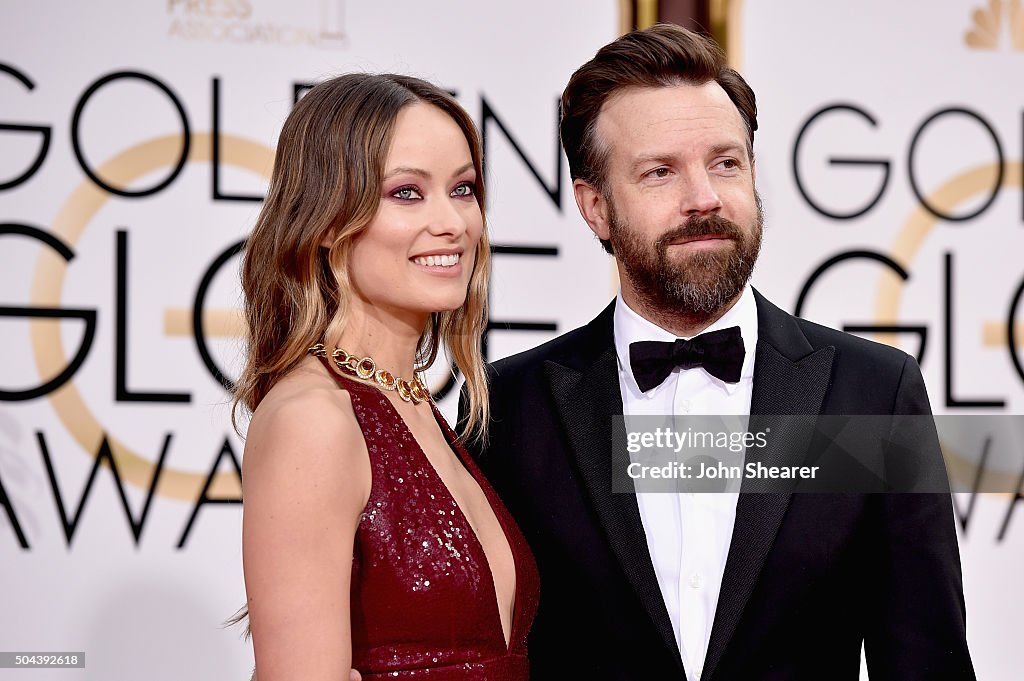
613, 286, 758, 681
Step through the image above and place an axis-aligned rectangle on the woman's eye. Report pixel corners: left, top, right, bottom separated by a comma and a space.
451, 183, 475, 198
392, 186, 422, 200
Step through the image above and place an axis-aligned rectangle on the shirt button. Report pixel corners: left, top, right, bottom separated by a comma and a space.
679, 399, 691, 414
689, 573, 703, 589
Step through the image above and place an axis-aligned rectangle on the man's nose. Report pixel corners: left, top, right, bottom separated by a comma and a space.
680, 171, 723, 216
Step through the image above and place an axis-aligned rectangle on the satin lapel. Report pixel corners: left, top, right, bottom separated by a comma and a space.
702, 292, 835, 681
544, 347, 685, 672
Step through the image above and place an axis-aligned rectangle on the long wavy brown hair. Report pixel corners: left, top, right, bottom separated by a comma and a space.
234, 72, 491, 440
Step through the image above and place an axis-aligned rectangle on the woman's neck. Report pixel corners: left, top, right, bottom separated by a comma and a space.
331, 305, 427, 379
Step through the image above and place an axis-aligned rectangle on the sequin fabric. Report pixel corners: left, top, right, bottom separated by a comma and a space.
318, 358, 539, 680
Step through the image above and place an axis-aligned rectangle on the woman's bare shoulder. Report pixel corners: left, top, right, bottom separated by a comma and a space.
240, 360, 367, 680
242, 358, 369, 503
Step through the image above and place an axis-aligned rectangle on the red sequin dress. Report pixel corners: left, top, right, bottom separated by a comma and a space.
319, 360, 539, 680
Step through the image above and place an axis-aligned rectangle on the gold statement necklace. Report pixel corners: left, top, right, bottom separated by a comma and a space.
309, 343, 430, 404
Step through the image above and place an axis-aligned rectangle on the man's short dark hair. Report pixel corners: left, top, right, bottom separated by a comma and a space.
560, 23, 758, 193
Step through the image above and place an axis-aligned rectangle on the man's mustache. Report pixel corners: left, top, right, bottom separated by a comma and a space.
654, 214, 744, 249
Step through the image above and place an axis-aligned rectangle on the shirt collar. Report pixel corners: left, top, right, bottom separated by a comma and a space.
613, 285, 759, 395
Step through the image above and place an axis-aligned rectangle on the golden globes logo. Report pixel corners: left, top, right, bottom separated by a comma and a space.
792, 104, 1023, 390
786, 82, 1024, 541
965, 0, 1024, 50
166, 0, 347, 48
1, 63, 566, 551
0, 64, 280, 551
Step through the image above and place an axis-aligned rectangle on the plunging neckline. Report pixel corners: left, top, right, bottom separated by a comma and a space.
322, 362, 520, 654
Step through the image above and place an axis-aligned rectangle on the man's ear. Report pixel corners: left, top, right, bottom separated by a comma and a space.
573, 179, 610, 242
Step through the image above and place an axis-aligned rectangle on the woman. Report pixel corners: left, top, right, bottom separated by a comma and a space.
235, 73, 538, 680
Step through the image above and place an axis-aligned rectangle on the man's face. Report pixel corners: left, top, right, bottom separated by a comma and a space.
580, 82, 762, 317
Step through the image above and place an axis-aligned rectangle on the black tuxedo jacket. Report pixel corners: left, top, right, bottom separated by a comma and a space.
466, 290, 974, 680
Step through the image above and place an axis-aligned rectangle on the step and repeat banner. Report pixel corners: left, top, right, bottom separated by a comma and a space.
0, 2, 618, 679
738, 1, 1023, 678
1, 1, 1020, 679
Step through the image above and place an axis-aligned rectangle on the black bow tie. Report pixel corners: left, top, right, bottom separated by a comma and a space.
629, 326, 745, 392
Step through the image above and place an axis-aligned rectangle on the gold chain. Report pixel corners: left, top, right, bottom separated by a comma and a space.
309, 343, 431, 404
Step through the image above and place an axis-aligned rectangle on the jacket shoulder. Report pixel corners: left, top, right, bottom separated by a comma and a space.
790, 315, 927, 414
754, 291, 925, 412
795, 315, 913, 373
755, 289, 911, 370
490, 322, 598, 384
489, 302, 614, 385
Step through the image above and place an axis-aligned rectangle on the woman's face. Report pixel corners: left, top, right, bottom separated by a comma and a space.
348, 102, 483, 325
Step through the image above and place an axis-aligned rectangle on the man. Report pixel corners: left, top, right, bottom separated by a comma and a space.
465, 24, 974, 680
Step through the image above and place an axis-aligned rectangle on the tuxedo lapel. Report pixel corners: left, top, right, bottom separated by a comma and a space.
702, 290, 835, 681
543, 306, 685, 673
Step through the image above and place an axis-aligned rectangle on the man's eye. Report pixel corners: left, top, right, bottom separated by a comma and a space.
647, 167, 670, 178
718, 159, 739, 170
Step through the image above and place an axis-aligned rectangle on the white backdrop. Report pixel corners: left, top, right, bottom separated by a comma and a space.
740, 2, 1024, 679
0, 2, 617, 679
0, 1, 1020, 679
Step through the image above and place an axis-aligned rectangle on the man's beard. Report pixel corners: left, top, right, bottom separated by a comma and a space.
607, 193, 764, 317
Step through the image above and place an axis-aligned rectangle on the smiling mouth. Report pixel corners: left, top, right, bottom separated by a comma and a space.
412, 253, 461, 267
